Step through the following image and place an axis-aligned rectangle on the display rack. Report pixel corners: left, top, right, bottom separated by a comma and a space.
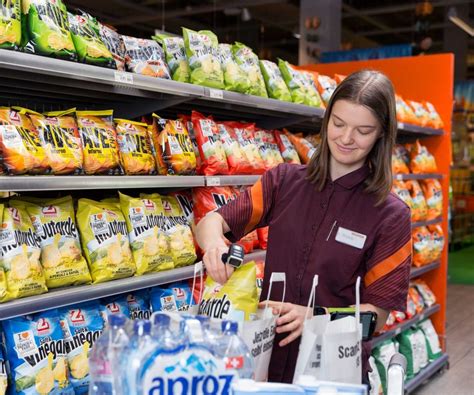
410, 261, 441, 279
405, 354, 449, 394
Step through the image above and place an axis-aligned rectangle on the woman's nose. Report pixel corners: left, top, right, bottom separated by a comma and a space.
340, 129, 354, 145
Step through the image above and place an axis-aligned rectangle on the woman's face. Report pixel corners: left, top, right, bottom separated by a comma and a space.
327, 99, 382, 170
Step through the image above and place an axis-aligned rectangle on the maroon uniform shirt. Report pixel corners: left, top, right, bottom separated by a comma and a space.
218, 163, 412, 383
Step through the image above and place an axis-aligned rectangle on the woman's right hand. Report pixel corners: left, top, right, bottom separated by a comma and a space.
202, 243, 235, 285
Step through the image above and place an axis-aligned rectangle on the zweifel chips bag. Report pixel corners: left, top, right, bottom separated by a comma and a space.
218, 43, 250, 94
216, 122, 253, 175
232, 42, 267, 98
391, 181, 413, 214
21, 0, 76, 60
259, 60, 292, 102
122, 36, 170, 78
126, 289, 152, 320
409, 140, 437, 173
396, 328, 428, 379
0, 346, 6, 395
153, 34, 190, 83
0, 0, 21, 49
119, 192, 174, 276
301, 71, 324, 108
423, 101, 444, 129
253, 128, 284, 171
407, 100, 430, 128
412, 226, 433, 267
274, 130, 301, 164
192, 186, 237, 225
420, 179, 443, 221
99, 294, 130, 324
278, 60, 322, 107
286, 130, 317, 164
150, 281, 194, 312
427, 224, 444, 261
76, 110, 122, 175
98, 23, 125, 71
183, 28, 224, 90
405, 180, 428, 222
392, 145, 410, 174
395, 94, 418, 125
315, 73, 337, 106
76, 198, 135, 284
418, 319, 442, 362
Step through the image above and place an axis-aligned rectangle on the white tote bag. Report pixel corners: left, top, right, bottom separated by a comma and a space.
293, 275, 363, 385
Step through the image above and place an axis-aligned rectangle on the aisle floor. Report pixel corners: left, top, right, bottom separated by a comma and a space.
413, 284, 474, 395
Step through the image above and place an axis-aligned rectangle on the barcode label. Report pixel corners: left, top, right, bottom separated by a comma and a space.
209, 89, 224, 99
114, 71, 134, 84
207, 177, 221, 186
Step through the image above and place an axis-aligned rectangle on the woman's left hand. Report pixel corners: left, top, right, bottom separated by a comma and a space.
259, 301, 310, 347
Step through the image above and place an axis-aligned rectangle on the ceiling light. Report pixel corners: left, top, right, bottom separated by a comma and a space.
448, 7, 474, 37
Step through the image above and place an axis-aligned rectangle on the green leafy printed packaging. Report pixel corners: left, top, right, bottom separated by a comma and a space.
21, 0, 77, 60
153, 34, 190, 83
182, 27, 224, 89
68, 12, 115, 68
0, 0, 21, 49
98, 23, 125, 71
232, 42, 267, 98
218, 43, 250, 94
278, 58, 309, 105
259, 60, 292, 102
301, 71, 323, 108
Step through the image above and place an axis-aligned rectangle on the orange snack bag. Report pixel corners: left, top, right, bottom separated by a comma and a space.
427, 224, 444, 261
0, 107, 49, 174
253, 128, 284, 171
409, 140, 437, 173
395, 95, 418, 125
192, 186, 237, 225
28, 108, 83, 175
255, 260, 265, 298
408, 286, 425, 314
392, 181, 413, 213
405, 180, 428, 222
423, 101, 444, 129
274, 130, 301, 164
216, 122, 253, 175
392, 145, 410, 174
412, 226, 432, 267
257, 227, 269, 250
315, 74, 337, 105
407, 100, 430, 127
333, 74, 347, 84
420, 179, 443, 220
286, 130, 317, 164
115, 119, 156, 175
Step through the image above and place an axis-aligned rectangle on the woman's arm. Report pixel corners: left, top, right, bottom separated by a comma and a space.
360, 303, 389, 332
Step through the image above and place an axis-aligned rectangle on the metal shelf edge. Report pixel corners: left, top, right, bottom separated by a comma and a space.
393, 174, 443, 180
397, 122, 445, 136
205, 175, 261, 186
411, 217, 443, 228
405, 354, 449, 394
410, 261, 441, 279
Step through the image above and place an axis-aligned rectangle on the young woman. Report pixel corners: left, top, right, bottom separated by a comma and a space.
195, 70, 412, 383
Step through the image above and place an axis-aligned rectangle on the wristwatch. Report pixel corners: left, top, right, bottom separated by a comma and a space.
221, 244, 245, 268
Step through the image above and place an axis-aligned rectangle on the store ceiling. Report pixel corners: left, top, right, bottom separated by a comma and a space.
66, 0, 473, 73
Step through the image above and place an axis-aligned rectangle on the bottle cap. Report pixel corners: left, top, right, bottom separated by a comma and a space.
134, 320, 151, 334
221, 320, 238, 333
195, 315, 210, 325
153, 313, 171, 327
108, 313, 127, 327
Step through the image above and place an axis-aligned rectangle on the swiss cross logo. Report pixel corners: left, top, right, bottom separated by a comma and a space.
173, 288, 185, 300
10, 208, 20, 223
225, 356, 244, 370
42, 206, 58, 216
143, 200, 155, 210
107, 303, 121, 314
70, 309, 86, 325
37, 318, 51, 335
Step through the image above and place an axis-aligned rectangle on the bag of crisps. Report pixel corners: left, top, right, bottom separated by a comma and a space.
412, 226, 432, 267
153, 34, 190, 83
0, 0, 21, 49
179, 114, 202, 174
408, 286, 425, 314
274, 130, 301, 164
257, 227, 269, 250
259, 60, 292, 102
122, 36, 170, 78
232, 42, 267, 98
0, 203, 48, 303
192, 111, 229, 175
99, 23, 125, 71
392, 145, 410, 174
278, 59, 312, 106
119, 192, 174, 276
0, 107, 49, 174
301, 71, 325, 108
225, 121, 266, 174
253, 128, 284, 170
115, 119, 156, 175
428, 224, 444, 261
423, 102, 444, 129
149, 114, 196, 175
192, 186, 237, 225
420, 179, 443, 220
68, 12, 115, 68
395, 95, 418, 125
26, 108, 83, 175
405, 180, 428, 222
314, 73, 337, 106
77, 198, 135, 283
407, 100, 430, 127
286, 130, 317, 164
216, 122, 253, 175
218, 43, 250, 94
21, 0, 76, 60
409, 140, 437, 173
199, 261, 258, 321
183, 28, 224, 89
412, 280, 436, 308
0, 346, 7, 395
391, 181, 414, 214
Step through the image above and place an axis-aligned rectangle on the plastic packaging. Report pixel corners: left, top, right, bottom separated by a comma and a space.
395, 95, 418, 125
232, 42, 267, 97
396, 328, 428, 379
409, 140, 437, 173
233, 380, 304, 394
150, 281, 194, 312
412, 226, 432, 267
407, 100, 430, 128
406, 180, 428, 222
274, 130, 301, 164
100, 296, 131, 323
0, 0, 21, 50
286, 131, 317, 164
423, 101, 444, 129
391, 181, 413, 214
192, 186, 237, 224
253, 128, 284, 170
372, 339, 398, 395
314, 74, 337, 106
99, 24, 126, 71
412, 279, 436, 307
126, 290, 152, 320
427, 224, 444, 261
418, 319, 442, 361
154, 34, 190, 82
122, 36, 170, 78
218, 43, 250, 94
217, 122, 253, 174
260, 60, 292, 102
0, 346, 7, 395
420, 179, 443, 221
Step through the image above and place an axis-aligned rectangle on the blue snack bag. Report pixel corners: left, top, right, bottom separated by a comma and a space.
2, 309, 74, 395
126, 289, 152, 320
0, 346, 7, 395
150, 281, 194, 312
99, 295, 131, 323
59, 301, 104, 395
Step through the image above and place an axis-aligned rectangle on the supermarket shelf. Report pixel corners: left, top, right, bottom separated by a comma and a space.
393, 174, 443, 181
205, 175, 261, 186
370, 304, 441, 348
405, 354, 449, 394
0, 249, 267, 320
397, 122, 445, 137
410, 261, 441, 279
411, 217, 443, 228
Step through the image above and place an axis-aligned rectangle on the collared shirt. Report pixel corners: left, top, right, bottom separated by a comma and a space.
218, 163, 412, 383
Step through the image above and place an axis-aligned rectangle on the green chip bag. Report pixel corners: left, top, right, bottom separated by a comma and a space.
259, 60, 292, 102
218, 43, 250, 94
372, 339, 397, 394
183, 27, 224, 89
301, 71, 323, 108
0, 0, 21, 49
232, 42, 267, 98
278, 58, 308, 105
68, 12, 115, 68
21, 0, 76, 60
418, 319, 442, 361
153, 34, 190, 82
396, 328, 429, 379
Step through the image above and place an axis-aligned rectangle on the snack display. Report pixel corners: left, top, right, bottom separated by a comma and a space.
98, 23, 125, 71
216, 122, 253, 174
420, 179, 443, 220
412, 226, 433, 267
153, 34, 190, 82
395, 95, 418, 125
218, 43, 250, 94
122, 36, 170, 78
233, 42, 267, 97
391, 181, 413, 213
254, 128, 284, 170
405, 180, 428, 221
408, 140, 437, 173
286, 131, 317, 164
0, 0, 21, 49
407, 100, 430, 128
274, 130, 301, 164
259, 60, 292, 102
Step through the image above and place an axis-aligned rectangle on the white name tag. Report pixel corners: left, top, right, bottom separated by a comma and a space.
335, 227, 367, 249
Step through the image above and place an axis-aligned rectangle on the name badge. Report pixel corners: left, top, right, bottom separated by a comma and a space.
335, 227, 367, 249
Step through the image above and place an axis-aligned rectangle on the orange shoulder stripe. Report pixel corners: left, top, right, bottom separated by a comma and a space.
244, 179, 264, 234
364, 239, 412, 287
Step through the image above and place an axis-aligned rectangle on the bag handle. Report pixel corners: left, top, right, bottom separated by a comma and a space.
355, 276, 361, 334
263, 272, 286, 315
304, 275, 319, 320
190, 261, 204, 306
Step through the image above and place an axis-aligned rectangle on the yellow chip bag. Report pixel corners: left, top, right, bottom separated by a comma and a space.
0, 203, 47, 303
76, 110, 122, 175
77, 198, 135, 283
27, 108, 83, 174
20, 196, 92, 288
198, 261, 258, 321
115, 119, 156, 175
119, 192, 174, 275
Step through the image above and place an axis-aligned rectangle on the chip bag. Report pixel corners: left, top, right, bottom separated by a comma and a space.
409, 140, 437, 173
59, 301, 104, 394
253, 128, 284, 170
21, 0, 76, 60
149, 114, 196, 175
412, 226, 432, 267
333, 74, 346, 84
27, 108, 83, 175
407, 100, 430, 127
216, 122, 252, 175
420, 179, 443, 220
0, 0, 21, 49
0, 107, 49, 174
391, 181, 413, 213
418, 319, 442, 362
99, 23, 125, 71
119, 192, 174, 276
396, 328, 428, 379
182, 28, 224, 89
0, 346, 6, 395
192, 111, 229, 175
76, 110, 122, 175
232, 42, 267, 97
428, 224, 444, 261
395, 95, 418, 125
372, 340, 398, 395
257, 227, 269, 250
115, 119, 156, 175
408, 286, 425, 314
278, 59, 311, 105
423, 101, 444, 130
179, 114, 202, 174
126, 289, 152, 320
68, 12, 115, 68
405, 180, 428, 222
199, 261, 258, 321
99, 295, 131, 323
192, 186, 237, 225
274, 130, 301, 164
392, 145, 410, 174
153, 34, 190, 83
301, 71, 325, 108
76, 198, 135, 284
259, 60, 292, 102
150, 281, 194, 312
412, 279, 436, 308
405, 293, 417, 319
122, 36, 170, 78
218, 43, 250, 94
286, 131, 317, 164
0, 203, 47, 303
314, 74, 337, 106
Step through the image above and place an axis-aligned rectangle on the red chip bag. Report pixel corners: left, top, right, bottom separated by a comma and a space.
412, 226, 433, 267
423, 101, 444, 129
192, 186, 237, 224
382, 311, 396, 331
407, 100, 430, 127
395, 94, 418, 125
405, 180, 428, 222
238, 232, 255, 254
257, 227, 269, 250
420, 179, 443, 221
251, 230, 259, 249
274, 130, 301, 164
216, 122, 253, 174
393, 311, 406, 323
192, 111, 229, 175
253, 128, 284, 171
286, 130, 317, 164
408, 286, 425, 314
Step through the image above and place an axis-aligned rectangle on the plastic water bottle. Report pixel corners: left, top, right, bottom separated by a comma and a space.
216, 320, 254, 379
195, 315, 221, 352
88, 314, 129, 395
151, 313, 183, 350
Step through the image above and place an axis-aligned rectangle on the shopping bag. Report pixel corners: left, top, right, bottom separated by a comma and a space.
293, 276, 363, 384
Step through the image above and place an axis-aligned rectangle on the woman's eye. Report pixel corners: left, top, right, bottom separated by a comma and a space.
333, 121, 344, 128
357, 129, 372, 135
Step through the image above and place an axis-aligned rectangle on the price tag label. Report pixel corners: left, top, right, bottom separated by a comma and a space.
207, 177, 221, 186
419, 313, 425, 321
397, 122, 404, 129
395, 174, 404, 181
209, 89, 224, 99
395, 327, 402, 335
114, 71, 134, 84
